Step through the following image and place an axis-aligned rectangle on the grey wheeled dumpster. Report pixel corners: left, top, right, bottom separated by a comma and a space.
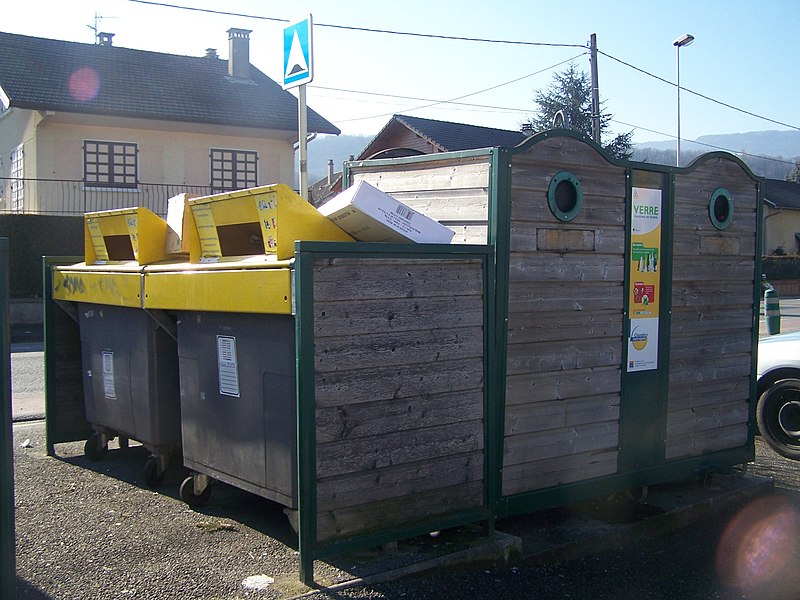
52, 207, 183, 486
78, 302, 181, 486
176, 311, 296, 507
135, 184, 350, 507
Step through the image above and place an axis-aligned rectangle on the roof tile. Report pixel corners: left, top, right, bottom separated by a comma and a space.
0, 31, 339, 134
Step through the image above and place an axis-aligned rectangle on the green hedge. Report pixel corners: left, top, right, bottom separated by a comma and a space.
762, 255, 800, 281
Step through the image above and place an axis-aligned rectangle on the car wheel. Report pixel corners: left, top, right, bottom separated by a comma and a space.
757, 378, 800, 460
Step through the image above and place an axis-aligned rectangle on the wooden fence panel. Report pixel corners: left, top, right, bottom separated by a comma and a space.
502, 137, 626, 497
666, 157, 758, 459
312, 256, 486, 542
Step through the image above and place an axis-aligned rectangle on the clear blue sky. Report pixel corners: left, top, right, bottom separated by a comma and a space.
4, 0, 798, 147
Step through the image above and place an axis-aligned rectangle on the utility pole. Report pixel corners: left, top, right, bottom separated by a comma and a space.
589, 33, 601, 144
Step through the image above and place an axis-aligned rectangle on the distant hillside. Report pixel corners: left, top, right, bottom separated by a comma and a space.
637, 130, 800, 157
635, 130, 800, 180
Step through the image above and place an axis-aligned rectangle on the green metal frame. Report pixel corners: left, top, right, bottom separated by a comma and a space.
618, 168, 674, 472
751, 179, 765, 444
293, 241, 494, 586
43, 256, 90, 454
0, 238, 15, 599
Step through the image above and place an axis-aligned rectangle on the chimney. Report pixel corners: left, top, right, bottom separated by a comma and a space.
520, 122, 534, 137
327, 159, 335, 184
98, 32, 114, 47
205, 48, 218, 59
227, 28, 252, 79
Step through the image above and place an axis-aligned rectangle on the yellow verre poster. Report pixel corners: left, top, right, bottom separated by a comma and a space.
628, 187, 662, 372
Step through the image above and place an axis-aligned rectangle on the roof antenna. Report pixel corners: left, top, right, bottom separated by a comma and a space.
86, 11, 117, 44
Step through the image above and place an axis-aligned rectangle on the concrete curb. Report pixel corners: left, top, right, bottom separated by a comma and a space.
286, 532, 523, 599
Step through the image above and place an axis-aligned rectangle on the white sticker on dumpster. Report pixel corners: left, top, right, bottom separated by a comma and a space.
102, 351, 116, 400
217, 336, 240, 397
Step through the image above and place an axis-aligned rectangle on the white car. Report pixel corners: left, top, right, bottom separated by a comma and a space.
756, 331, 800, 459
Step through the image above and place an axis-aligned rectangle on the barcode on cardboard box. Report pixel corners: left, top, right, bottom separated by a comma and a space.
395, 205, 414, 221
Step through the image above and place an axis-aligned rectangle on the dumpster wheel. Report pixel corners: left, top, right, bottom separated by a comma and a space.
143, 456, 166, 488
180, 475, 211, 508
84, 433, 108, 461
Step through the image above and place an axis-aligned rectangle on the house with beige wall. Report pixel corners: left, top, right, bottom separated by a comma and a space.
763, 178, 800, 255
0, 29, 338, 216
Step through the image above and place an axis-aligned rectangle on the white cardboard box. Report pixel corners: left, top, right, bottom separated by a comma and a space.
164, 193, 196, 254
318, 181, 455, 244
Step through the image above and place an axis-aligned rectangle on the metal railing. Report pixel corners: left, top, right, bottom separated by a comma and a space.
0, 177, 214, 217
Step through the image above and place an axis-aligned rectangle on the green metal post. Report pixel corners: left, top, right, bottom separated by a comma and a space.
0, 238, 15, 598
294, 245, 317, 586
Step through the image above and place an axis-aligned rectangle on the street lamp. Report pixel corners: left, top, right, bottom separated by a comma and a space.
673, 33, 694, 167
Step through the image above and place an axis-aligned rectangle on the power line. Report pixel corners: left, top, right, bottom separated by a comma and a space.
126, 0, 584, 48
598, 49, 800, 132
127, 0, 287, 23
312, 87, 530, 114
126, 0, 799, 136
330, 53, 587, 124
611, 118, 797, 166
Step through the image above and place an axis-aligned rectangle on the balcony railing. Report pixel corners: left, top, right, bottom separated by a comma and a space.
0, 177, 215, 218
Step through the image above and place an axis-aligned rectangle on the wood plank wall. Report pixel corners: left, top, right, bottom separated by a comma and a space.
311, 257, 486, 542
503, 137, 626, 496
350, 155, 491, 244
666, 158, 758, 459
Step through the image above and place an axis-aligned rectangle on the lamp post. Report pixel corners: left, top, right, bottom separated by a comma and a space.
673, 33, 694, 167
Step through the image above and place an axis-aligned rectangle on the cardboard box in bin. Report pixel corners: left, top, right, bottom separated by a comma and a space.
319, 181, 455, 244
165, 193, 197, 255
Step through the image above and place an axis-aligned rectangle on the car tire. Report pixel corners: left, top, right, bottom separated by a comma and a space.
757, 378, 800, 460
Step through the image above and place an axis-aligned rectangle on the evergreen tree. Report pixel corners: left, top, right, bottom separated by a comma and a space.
787, 160, 800, 183
527, 63, 633, 160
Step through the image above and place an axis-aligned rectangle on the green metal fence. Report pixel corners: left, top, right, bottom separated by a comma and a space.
1, 237, 15, 598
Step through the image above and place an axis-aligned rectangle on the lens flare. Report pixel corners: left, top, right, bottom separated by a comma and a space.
68, 67, 100, 102
716, 495, 799, 597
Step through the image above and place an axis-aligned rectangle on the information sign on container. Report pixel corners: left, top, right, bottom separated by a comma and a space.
627, 187, 662, 372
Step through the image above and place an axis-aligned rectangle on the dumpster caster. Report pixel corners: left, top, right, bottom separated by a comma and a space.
84, 433, 108, 461
143, 456, 166, 488
283, 508, 299, 533
180, 475, 211, 508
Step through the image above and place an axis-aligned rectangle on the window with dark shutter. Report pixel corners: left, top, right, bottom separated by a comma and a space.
83, 141, 138, 189
210, 148, 258, 192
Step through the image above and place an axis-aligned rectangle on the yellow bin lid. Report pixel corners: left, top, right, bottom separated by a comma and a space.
84, 206, 170, 265
186, 183, 353, 262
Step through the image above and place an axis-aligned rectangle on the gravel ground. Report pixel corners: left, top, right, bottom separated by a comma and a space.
13, 417, 800, 600
14, 422, 309, 599
13, 421, 496, 599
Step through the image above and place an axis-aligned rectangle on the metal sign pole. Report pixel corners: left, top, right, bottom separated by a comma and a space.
283, 15, 313, 201
299, 84, 309, 201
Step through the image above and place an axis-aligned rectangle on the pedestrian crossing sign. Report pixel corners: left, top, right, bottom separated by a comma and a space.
283, 15, 313, 89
